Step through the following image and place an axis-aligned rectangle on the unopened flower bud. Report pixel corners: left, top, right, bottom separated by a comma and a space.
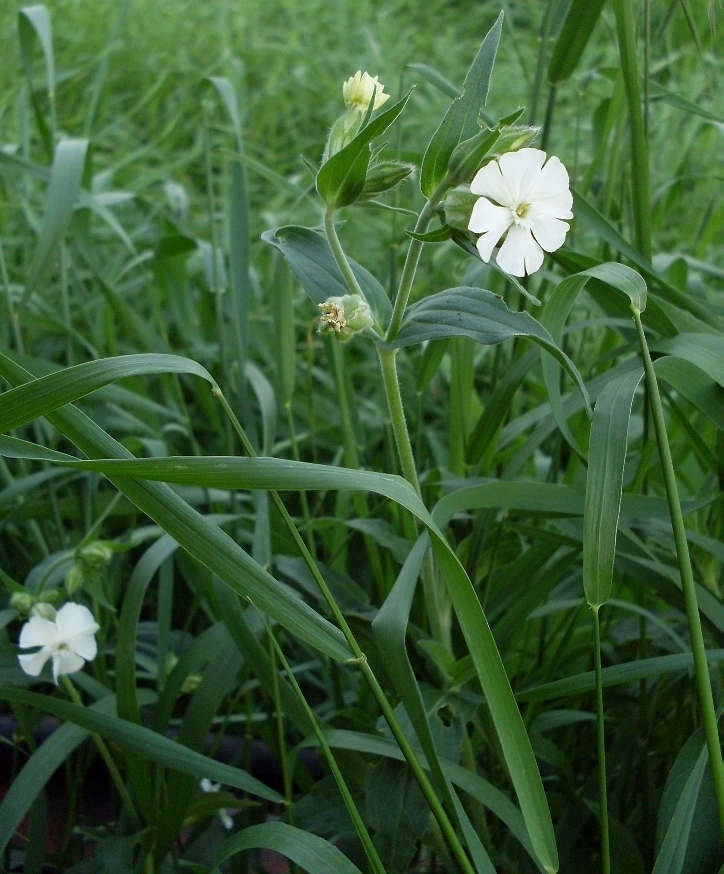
30, 602, 57, 622
38, 589, 62, 605
359, 160, 414, 201
443, 185, 478, 232
79, 541, 113, 570
489, 125, 540, 160
10, 592, 33, 614
317, 294, 374, 341
65, 564, 85, 596
342, 71, 389, 113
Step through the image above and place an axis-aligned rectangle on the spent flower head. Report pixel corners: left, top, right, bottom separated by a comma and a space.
342, 71, 390, 113
17, 601, 100, 684
468, 148, 573, 277
317, 294, 373, 341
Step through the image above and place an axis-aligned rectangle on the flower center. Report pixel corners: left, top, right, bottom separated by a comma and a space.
318, 301, 346, 333
58, 642, 69, 652
514, 202, 532, 224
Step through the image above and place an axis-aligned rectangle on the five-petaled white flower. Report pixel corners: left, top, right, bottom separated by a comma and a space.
468, 148, 573, 277
342, 71, 390, 113
17, 602, 99, 684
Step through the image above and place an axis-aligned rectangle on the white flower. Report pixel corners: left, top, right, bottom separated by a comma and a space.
17, 602, 99, 684
468, 148, 573, 277
342, 71, 390, 113
200, 778, 236, 830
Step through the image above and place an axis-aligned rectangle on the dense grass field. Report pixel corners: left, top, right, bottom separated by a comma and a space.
0, 1, 722, 872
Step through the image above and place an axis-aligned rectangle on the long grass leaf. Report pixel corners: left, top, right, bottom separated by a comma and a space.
0, 687, 282, 802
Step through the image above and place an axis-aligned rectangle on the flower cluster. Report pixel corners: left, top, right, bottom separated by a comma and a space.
467, 147, 573, 277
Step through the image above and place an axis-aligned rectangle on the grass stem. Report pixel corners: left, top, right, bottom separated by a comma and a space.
633, 306, 724, 839
592, 607, 610, 874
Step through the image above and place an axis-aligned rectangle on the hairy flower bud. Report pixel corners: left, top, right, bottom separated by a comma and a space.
10, 591, 33, 614
359, 160, 414, 201
79, 541, 114, 570
444, 185, 479, 232
30, 602, 57, 622
65, 564, 85, 596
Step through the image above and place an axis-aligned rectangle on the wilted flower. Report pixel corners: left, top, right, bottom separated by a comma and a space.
17, 602, 99, 684
342, 71, 390, 113
468, 148, 573, 277
318, 294, 374, 341
200, 779, 236, 830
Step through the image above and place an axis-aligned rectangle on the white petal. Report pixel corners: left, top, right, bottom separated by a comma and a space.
496, 224, 544, 277
18, 649, 51, 677
527, 155, 570, 204
532, 190, 573, 220
71, 634, 98, 661
19, 616, 59, 649
498, 148, 546, 203
470, 160, 514, 206
55, 603, 100, 644
468, 197, 511, 234
528, 211, 570, 253
52, 649, 85, 682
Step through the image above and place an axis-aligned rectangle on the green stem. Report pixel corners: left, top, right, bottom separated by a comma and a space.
387, 200, 435, 341
268, 630, 294, 822
61, 675, 141, 829
592, 608, 610, 874
214, 387, 473, 874
377, 347, 421, 496
323, 206, 365, 299
633, 307, 724, 838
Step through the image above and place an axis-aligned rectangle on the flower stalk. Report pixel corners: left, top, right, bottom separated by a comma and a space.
633, 306, 724, 838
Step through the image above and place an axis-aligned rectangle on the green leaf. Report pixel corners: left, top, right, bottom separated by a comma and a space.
654, 731, 720, 874
654, 357, 724, 430
0, 353, 216, 435
651, 334, 724, 387
0, 687, 282, 803
372, 537, 495, 874
405, 225, 453, 243
208, 76, 251, 376
517, 650, 724, 702
547, 0, 608, 85
24, 138, 89, 300
420, 12, 503, 197
406, 63, 461, 99
262, 225, 392, 329
540, 263, 646, 456
317, 91, 412, 208
570, 192, 711, 322
211, 822, 364, 874
583, 367, 644, 608
390, 286, 591, 419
